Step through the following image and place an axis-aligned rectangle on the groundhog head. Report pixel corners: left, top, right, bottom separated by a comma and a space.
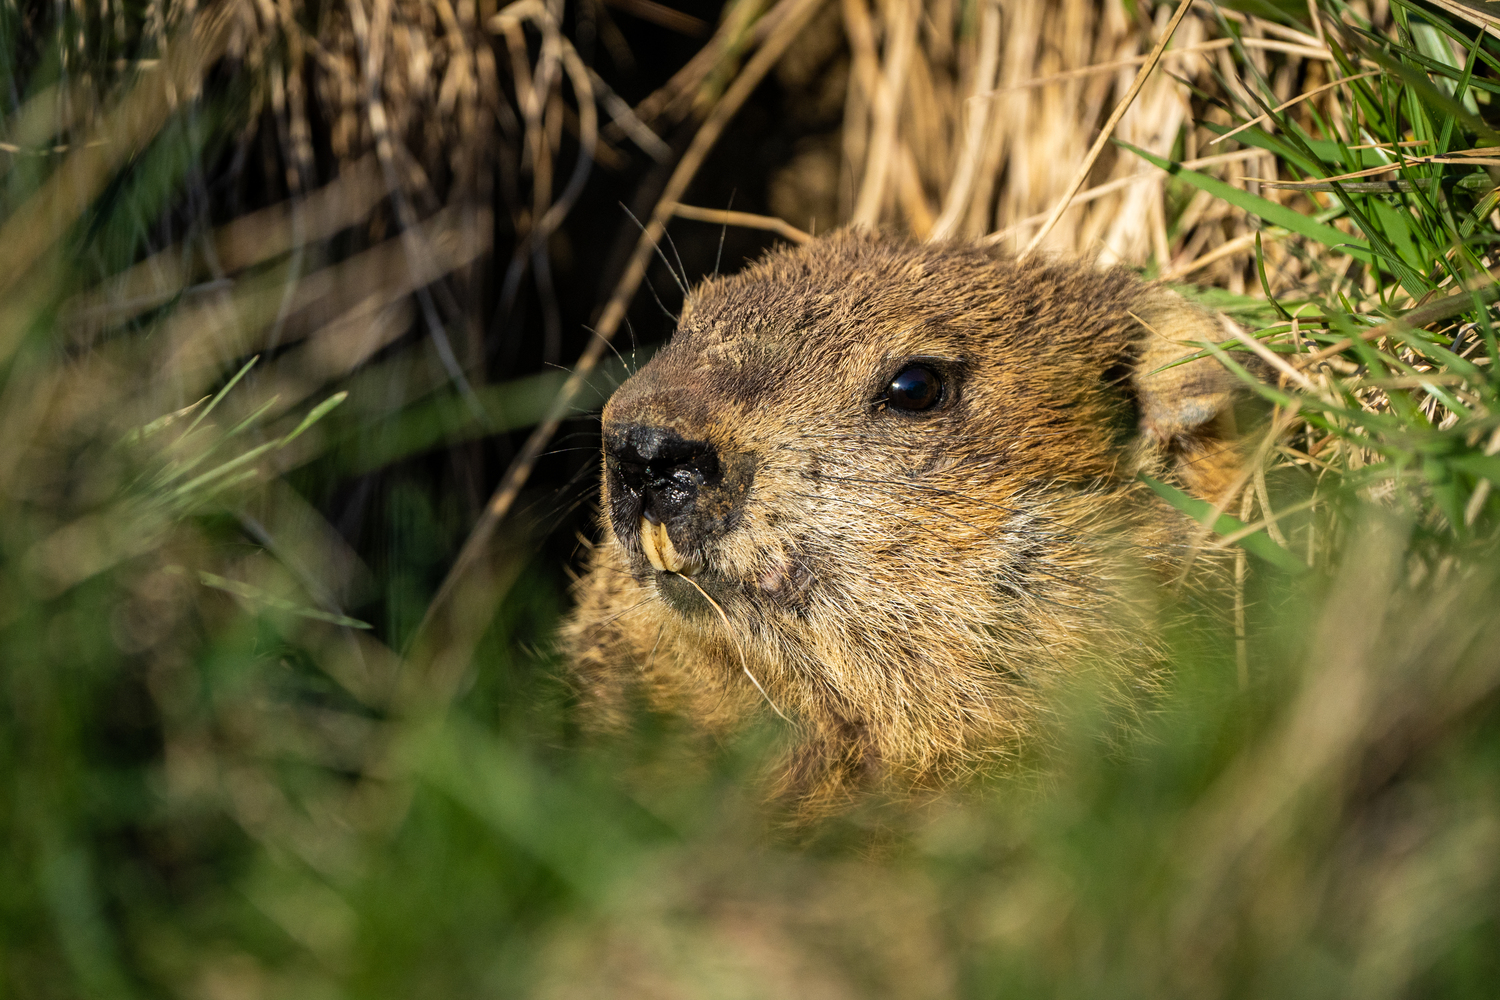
565, 230, 1240, 814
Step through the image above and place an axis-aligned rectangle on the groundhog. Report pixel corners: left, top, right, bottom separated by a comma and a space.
562, 229, 1241, 815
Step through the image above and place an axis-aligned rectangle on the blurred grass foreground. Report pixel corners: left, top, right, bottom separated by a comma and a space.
3, 0, 1500, 996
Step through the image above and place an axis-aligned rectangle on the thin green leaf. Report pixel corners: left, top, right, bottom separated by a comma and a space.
170, 440, 278, 498
125, 397, 208, 447
1459, 186, 1500, 239
155, 394, 283, 489
1451, 453, 1500, 486
178, 356, 258, 444
1119, 141, 1374, 260
1364, 44, 1500, 146
1438, 29, 1484, 152
280, 391, 348, 447
1254, 233, 1292, 320
197, 571, 372, 629
1138, 474, 1311, 575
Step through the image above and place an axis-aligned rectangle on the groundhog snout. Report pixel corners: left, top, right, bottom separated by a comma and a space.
609, 425, 720, 523
604, 422, 754, 576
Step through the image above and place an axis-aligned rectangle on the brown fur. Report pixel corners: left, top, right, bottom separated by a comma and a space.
562, 230, 1239, 815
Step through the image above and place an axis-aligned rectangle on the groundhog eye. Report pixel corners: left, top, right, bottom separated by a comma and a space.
885, 364, 943, 412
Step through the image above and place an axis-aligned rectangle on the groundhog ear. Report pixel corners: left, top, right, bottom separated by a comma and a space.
1129, 291, 1244, 503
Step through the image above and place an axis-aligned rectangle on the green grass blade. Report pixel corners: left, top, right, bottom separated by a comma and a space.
1119, 141, 1373, 260
178, 355, 258, 443
1451, 453, 1500, 487
1138, 473, 1312, 575
197, 571, 372, 629
1363, 45, 1500, 147
279, 391, 348, 446
170, 441, 279, 498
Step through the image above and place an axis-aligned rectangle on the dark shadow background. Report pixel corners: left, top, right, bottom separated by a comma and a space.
280, 0, 848, 647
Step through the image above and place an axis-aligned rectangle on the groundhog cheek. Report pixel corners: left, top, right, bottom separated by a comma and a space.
756, 550, 815, 604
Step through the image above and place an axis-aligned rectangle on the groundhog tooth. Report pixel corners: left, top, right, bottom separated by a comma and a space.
639, 517, 667, 572
657, 523, 687, 574
638, 518, 701, 575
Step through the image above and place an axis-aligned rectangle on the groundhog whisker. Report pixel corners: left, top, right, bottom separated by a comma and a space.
578, 595, 658, 639
801, 491, 1131, 601
801, 473, 1073, 536
673, 571, 793, 726
620, 202, 690, 302
645, 625, 664, 673
542, 447, 607, 460
527, 464, 600, 513
581, 322, 637, 381
786, 462, 1036, 512
661, 227, 692, 301
810, 484, 1042, 546
712, 192, 733, 279
621, 317, 644, 377
808, 473, 1202, 560
536, 360, 622, 406
800, 488, 1003, 539
776, 423, 1098, 445
796, 490, 968, 534
800, 470, 1031, 517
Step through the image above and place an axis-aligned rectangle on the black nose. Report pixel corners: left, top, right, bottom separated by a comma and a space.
606, 426, 721, 525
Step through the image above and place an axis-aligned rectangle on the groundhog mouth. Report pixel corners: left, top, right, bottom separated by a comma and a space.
625, 513, 726, 615
635, 516, 730, 616
638, 517, 702, 576
652, 562, 814, 620
653, 567, 730, 617
629, 514, 815, 618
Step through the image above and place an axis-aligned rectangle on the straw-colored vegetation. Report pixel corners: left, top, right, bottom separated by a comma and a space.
2, 0, 1498, 995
